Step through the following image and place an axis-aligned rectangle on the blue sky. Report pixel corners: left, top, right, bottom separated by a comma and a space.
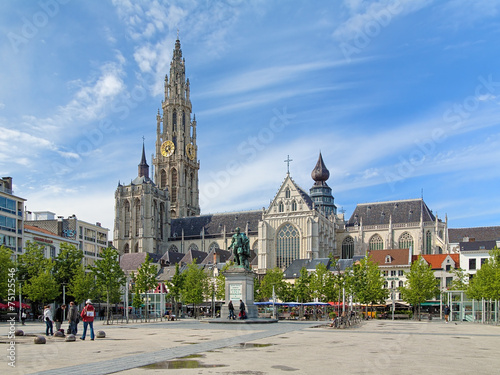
1, 0, 500, 232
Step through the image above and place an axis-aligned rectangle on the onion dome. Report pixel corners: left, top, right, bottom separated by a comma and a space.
311, 152, 330, 186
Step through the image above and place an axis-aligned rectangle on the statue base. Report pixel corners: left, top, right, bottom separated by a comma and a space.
220, 266, 258, 319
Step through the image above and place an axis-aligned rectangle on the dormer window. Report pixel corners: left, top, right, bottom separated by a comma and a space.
385, 255, 391, 264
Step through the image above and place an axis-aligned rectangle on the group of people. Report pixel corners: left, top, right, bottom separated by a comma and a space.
42, 299, 96, 340
228, 299, 246, 320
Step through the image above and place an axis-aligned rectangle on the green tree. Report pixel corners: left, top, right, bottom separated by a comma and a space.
17, 241, 50, 281
310, 263, 337, 302
257, 268, 287, 301
53, 243, 84, 287
294, 267, 311, 303
89, 247, 125, 324
23, 268, 60, 306
400, 256, 439, 320
215, 261, 233, 300
449, 268, 469, 292
68, 266, 100, 304
467, 247, 500, 301
0, 246, 15, 301
133, 255, 158, 321
182, 261, 206, 318
167, 263, 185, 318
350, 255, 388, 317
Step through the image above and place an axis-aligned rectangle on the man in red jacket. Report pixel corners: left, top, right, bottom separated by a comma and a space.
80, 299, 95, 341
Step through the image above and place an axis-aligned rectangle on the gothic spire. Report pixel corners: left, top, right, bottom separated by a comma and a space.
138, 140, 149, 178
311, 152, 330, 186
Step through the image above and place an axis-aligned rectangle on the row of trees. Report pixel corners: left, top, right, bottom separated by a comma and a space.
0, 242, 126, 323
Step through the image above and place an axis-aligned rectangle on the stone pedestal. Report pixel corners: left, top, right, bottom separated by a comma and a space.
220, 266, 258, 319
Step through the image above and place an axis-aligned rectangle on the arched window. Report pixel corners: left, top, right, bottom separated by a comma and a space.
182, 111, 186, 133
285, 187, 291, 198
398, 281, 404, 288
291, 200, 297, 211
188, 243, 199, 251
168, 245, 179, 252
437, 246, 442, 254
278, 202, 284, 213
172, 110, 177, 132
171, 168, 178, 203
342, 236, 354, 259
134, 198, 141, 237
123, 243, 129, 254
426, 231, 432, 254
159, 202, 165, 240
123, 200, 130, 237
276, 223, 300, 269
369, 234, 384, 250
209, 242, 219, 252
160, 169, 167, 189
398, 232, 414, 250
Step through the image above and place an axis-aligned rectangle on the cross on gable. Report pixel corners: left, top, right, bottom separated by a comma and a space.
284, 155, 293, 174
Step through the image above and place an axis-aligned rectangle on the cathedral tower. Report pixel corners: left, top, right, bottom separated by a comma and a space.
309, 152, 337, 217
152, 38, 200, 219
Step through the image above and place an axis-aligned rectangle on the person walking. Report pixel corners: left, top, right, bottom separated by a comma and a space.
67, 301, 79, 335
54, 304, 66, 333
228, 300, 235, 320
43, 305, 54, 336
80, 299, 95, 340
444, 305, 451, 323
239, 299, 246, 320
21, 308, 27, 325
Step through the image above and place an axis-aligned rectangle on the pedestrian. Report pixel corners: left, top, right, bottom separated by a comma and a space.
444, 305, 451, 323
239, 299, 246, 320
21, 308, 27, 325
67, 301, 79, 335
80, 299, 95, 341
54, 304, 66, 332
43, 305, 54, 336
228, 300, 235, 320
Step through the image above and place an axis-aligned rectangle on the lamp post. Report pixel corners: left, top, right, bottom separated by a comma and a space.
62, 283, 67, 320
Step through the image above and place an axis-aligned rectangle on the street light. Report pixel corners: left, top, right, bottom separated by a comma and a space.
62, 283, 67, 320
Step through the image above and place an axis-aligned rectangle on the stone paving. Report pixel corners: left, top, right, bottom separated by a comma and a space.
2, 318, 499, 375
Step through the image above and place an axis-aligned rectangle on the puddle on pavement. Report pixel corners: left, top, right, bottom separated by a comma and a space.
239, 343, 274, 348
142, 355, 227, 370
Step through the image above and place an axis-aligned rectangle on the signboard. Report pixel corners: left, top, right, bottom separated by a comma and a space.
229, 284, 242, 301
387, 277, 399, 281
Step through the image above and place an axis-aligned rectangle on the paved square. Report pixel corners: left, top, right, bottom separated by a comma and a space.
2, 318, 499, 374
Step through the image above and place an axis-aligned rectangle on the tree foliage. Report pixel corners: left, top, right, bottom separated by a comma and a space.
132, 255, 159, 321
293, 267, 311, 303
53, 243, 84, 287
167, 263, 185, 317
68, 266, 100, 304
182, 261, 206, 316
467, 247, 500, 300
349, 255, 388, 306
89, 247, 125, 324
0, 246, 15, 301
256, 268, 287, 301
23, 268, 60, 305
310, 263, 337, 302
400, 256, 439, 319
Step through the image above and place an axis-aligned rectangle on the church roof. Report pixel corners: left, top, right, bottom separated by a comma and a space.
179, 249, 209, 265
170, 210, 262, 239
283, 258, 332, 278
448, 226, 500, 243
159, 251, 185, 266
119, 252, 162, 273
131, 175, 155, 185
200, 248, 232, 265
347, 198, 436, 226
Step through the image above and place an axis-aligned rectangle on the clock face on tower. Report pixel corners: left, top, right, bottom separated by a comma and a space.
160, 140, 175, 157
186, 143, 196, 161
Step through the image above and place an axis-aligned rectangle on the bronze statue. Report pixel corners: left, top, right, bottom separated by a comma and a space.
228, 227, 250, 270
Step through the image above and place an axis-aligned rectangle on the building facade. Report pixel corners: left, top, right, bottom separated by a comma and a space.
0, 177, 25, 257
25, 211, 109, 267
24, 224, 79, 259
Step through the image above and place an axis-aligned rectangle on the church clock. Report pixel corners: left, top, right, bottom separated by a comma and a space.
160, 140, 175, 157
186, 143, 196, 161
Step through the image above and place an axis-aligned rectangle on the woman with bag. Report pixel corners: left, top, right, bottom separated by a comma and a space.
43, 305, 54, 336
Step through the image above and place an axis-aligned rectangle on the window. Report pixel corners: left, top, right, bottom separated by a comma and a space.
160, 169, 167, 189
341, 236, 354, 259
390, 270, 396, 276
469, 258, 476, 270
398, 281, 403, 288
398, 270, 404, 276
171, 168, 178, 203
481, 258, 487, 266
425, 231, 432, 254
398, 232, 414, 250
188, 243, 199, 251
382, 270, 388, 276
276, 223, 300, 269
124, 200, 130, 237
278, 202, 284, 213
446, 265, 451, 271
0, 197, 16, 214
369, 234, 383, 250
291, 200, 297, 211
391, 281, 395, 288
285, 187, 290, 198
134, 199, 141, 236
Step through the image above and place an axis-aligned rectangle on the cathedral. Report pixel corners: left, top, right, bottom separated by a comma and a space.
113, 38, 448, 274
